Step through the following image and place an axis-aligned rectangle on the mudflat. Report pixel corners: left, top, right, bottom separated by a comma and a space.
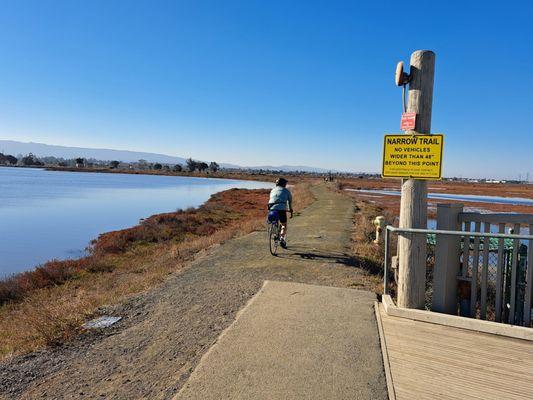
1, 185, 385, 400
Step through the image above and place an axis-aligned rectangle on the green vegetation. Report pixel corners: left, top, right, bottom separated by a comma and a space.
22, 153, 44, 166
0, 153, 18, 165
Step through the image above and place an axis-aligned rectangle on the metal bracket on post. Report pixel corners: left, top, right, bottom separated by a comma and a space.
395, 61, 411, 86
395, 61, 411, 113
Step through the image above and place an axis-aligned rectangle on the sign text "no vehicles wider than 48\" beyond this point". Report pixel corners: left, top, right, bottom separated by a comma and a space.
382, 134, 444, 180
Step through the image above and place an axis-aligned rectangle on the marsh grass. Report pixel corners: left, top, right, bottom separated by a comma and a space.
349, 199, 396, 294
0, 183, 315, 359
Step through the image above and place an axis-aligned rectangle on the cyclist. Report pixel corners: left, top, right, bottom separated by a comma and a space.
268, 177, 293, 249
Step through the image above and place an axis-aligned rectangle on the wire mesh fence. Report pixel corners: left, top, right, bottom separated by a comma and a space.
424, 235, 530, 323
387, 227, 532, 327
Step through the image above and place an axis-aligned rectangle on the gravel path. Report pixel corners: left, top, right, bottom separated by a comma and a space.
1, 185, 382, 400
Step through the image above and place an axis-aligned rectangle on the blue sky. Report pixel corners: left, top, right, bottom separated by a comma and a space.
0, 1, 531, 179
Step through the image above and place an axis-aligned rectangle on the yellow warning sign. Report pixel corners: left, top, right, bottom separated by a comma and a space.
382, 134, 444, 179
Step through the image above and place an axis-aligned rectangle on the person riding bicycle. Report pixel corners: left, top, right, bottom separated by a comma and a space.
268, 177, 293, 249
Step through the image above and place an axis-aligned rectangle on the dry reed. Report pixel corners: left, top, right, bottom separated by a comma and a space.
0, 183, 315, 359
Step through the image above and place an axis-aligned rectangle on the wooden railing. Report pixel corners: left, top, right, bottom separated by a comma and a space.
383, 206, 533, 327
457, 212, 533, 325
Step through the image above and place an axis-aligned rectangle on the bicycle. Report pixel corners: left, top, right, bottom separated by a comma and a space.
266, 211, 282, 255
266, 209, 292, 255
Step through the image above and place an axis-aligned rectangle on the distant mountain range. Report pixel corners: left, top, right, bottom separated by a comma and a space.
0, 140, 331, 173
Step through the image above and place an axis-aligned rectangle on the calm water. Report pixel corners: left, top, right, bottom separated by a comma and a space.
345, 189, 533, 207
0, 168, 272, 277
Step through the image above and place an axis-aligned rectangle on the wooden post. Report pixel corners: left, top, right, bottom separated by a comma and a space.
432, 203, 463, 314
397, 50, 436, 309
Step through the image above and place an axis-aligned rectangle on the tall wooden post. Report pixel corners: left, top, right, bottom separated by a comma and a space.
432, 203, 463, 314
397, 50, 436, 309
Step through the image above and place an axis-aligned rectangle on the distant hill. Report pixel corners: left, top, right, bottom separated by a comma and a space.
0, 140, 189, 165
0, 140, 329, 173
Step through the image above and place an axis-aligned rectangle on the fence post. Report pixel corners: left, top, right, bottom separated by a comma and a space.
432, 203, 463, 314
397, 50, 436, 309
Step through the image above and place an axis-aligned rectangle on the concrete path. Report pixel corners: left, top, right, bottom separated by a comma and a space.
175, 281, 387, 400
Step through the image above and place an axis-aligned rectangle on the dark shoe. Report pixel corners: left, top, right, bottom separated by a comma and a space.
280, 239, 287, 249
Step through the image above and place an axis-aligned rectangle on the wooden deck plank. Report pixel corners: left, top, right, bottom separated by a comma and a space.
378, 304, 533, 400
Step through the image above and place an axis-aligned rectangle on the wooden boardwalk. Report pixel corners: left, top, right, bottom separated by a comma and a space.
376, 303, 533, 400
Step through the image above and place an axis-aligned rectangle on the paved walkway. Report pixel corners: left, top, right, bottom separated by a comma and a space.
175, 281, 387, 400
376, 303, 533, 400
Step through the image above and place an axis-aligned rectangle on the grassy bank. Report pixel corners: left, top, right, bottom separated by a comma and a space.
45, 165, 318, 184
349, 199, 397, 294
324, 184, 396, 294
0, 183, 315, 360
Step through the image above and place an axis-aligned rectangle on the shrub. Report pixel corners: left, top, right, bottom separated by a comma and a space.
209, 162, 219, 173
0, 188, 271, 306
0, 259, 88, 304
186, 158, 196, 172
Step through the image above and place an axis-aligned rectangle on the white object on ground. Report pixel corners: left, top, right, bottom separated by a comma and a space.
83, 316, 122, 329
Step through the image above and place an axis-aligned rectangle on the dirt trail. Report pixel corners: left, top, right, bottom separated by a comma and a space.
1, 184, 381, 400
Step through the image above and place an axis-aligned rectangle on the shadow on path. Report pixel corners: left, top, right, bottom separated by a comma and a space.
275, 246, 357, 267
275, 245, 383, 277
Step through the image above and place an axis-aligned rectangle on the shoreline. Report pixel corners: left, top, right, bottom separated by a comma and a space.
0, 182, 315, 360
1, 188, 268, 280
0, 186, 272, 354
45, 165, 298, 183
1, 185, 268, 287
0, 169, 276, 279
2, 164, 278, 182
2, 164, 308, 184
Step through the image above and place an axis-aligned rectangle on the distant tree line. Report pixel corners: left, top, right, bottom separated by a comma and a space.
185, 158, 219, 173
0, 151, 222, 175
0, 153, 18, 165
0, 152, 45, 166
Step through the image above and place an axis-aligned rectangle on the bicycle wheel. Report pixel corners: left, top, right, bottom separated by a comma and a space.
268, 222, 279, 255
